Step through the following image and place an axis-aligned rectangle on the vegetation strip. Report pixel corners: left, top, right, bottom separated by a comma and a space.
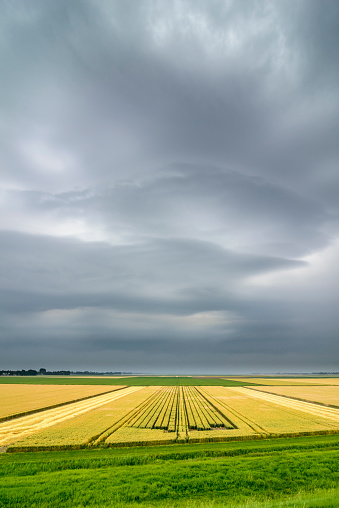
2, 439, 339, 473
0, 376, 255, 386
1, 436, 339, 507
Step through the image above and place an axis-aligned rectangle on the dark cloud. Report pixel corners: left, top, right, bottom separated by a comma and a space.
1, 165, 332, 257
1, 1, 338, 372
0, 230, 305, 315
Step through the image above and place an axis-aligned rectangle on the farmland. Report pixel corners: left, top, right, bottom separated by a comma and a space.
1, 381, 339, 452
249, 385, 339, 407
1, 435, 339, 507
0, 386, 141, 447
0, 375, 253, 386
230, 377, 339, 386
1, 377, 339, 507
0, 384, 126, 422
230, 387, 339, 424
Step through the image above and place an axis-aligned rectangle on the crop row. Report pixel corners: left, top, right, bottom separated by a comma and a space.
128, 387, 178, 431
7, 385, 339, 452
182, 387, 235, 431
126, 386, 236, 433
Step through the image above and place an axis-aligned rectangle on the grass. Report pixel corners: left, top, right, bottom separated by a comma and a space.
1, 435, 339, 507
0, 376, 256, 386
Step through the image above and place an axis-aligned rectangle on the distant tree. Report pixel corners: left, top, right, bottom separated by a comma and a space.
39, 368, 47, 375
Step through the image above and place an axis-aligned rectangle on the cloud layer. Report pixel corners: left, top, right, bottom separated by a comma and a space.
1, 1, 338, 373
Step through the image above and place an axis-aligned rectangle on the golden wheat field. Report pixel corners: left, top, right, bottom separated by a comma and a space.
230, 377, 339, 386
0, 384, 126, 422
4, 386, 159, 449
278, 378, 339, 385
245, 385, 339, 408
0, 386, 140, 447
201, 387, 339, 435
2, 383, 339, 451
231, 388, 339, 425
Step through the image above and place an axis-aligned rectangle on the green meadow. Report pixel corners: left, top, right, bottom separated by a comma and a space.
0, 376, 256, 386
1, 435, 339, 507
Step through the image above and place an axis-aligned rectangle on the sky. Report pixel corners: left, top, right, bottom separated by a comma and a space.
1, 0, 338, 374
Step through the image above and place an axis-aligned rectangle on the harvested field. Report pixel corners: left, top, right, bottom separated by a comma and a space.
233, 387, 339, 423
0, 384, 124, 422
8, 386, 244, 450
201, 387, 339, 435
6, 384, 339, 451
0, 386, 140, 447
274, 378, 339, 385
250, 385, 339, 408
231, 377, 339, 386
6, 387, 159, 450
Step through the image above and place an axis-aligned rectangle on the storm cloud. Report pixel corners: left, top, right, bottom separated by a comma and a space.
1, 1, 338, 373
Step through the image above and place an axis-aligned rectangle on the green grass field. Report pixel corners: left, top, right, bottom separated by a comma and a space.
0, 376, 256, 386
1, 435, 339, 507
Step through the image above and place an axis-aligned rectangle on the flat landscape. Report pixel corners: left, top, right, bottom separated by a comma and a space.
1, 376, 339, 452
1, 375, 339, 507
1, 431, 339, 507
3, 2, 338, 506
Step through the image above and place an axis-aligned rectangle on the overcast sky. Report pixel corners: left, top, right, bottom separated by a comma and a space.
1, 0, 338, 374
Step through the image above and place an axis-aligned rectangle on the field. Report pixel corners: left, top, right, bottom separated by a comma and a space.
1, 377, 339, 507
0, 386, 141, 447
229, 387, 339, 424
0, 384, 126, 422
1, 435, 339, 507
249, 385, 339, 407
230, 377, 339, 386
2, 382, 339, 452
0, 376, 253, 386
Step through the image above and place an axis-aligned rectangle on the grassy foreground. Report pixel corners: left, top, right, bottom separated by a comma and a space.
0, 376, 255, 386
1, 435, 339, 507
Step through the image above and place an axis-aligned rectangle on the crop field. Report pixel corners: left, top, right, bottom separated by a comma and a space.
250, 385, 339, 408
0, 386, 141, 447
277, 377, 339, 385
232, 387, 339, 424
200, 387, 339, 436
0, 384, 125, 422
2, 383, 339, 452
2, 387, 161, 450
127, 386, 235, 432
233, 388, 339, 424
231, 377, 339, 385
